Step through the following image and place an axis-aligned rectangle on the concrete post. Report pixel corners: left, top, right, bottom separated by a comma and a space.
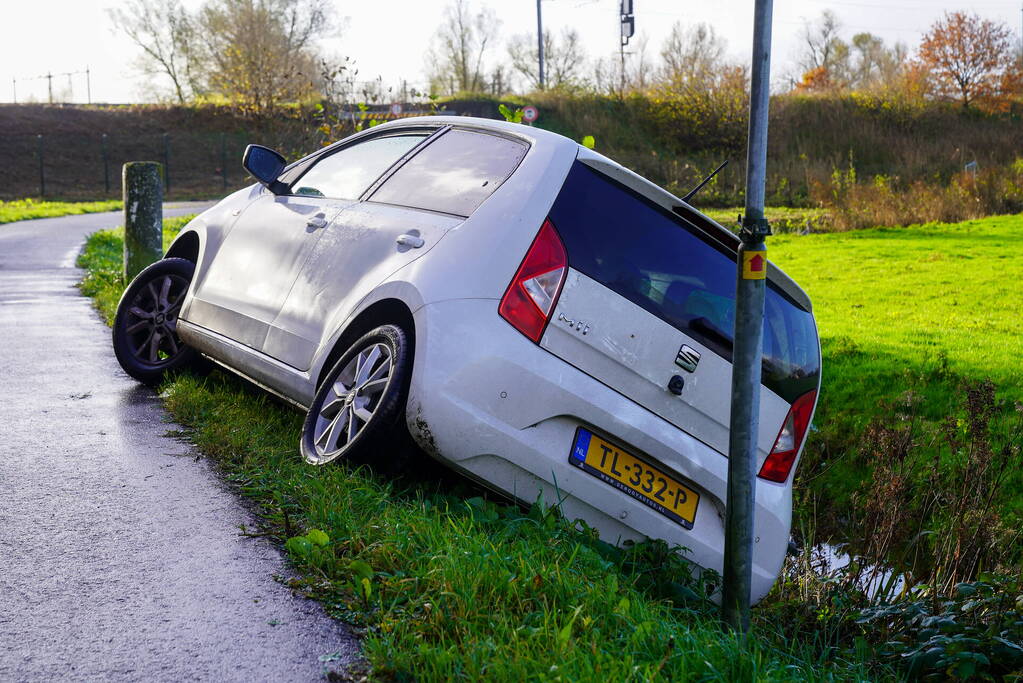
122, 162, 163, 281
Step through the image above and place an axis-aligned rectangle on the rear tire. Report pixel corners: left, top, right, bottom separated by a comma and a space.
112, 257, 198, 385
300, 324, 413, 466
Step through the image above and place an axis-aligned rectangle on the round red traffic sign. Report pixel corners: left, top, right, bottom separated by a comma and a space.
522, 105, 539, 123
389, 103, 403, 116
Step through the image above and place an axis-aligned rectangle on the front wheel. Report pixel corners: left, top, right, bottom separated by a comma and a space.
111, 257, 198, 385
300, 324, 412, 466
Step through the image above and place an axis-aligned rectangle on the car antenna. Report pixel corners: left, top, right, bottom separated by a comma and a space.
680, 160, 729, 204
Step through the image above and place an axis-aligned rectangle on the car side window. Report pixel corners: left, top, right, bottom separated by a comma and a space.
292, 133, 429, 200
369, 129, 528, 216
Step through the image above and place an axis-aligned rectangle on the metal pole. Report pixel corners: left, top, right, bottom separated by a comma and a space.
162, 133, 170, 192
620, 40, 626, 95
47, 72, 52, 104
12, 77, 16, 104
102, 134, 110, 194
86, 67, 91, 104
536, 0, 545, 89
37, 134, 45, 197
722, 0, 773, 635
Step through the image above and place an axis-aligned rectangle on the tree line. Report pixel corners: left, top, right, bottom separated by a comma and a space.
112, 0, 1022, 113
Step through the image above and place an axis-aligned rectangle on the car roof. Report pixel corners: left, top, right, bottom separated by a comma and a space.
367, 115, 570, 145
369, 116, 813, 312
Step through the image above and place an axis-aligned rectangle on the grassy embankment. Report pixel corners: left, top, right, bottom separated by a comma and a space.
8, 96, 1023, 226
80, 218, 886, 680
769, 214, 1023, 539
78, 214, 1023, 679
0, 198, 121, 224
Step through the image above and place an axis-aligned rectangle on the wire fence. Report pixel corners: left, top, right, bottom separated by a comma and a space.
0, 105, 462, 201
0, 131, 256, 200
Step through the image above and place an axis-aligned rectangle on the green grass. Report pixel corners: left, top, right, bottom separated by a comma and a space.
78, 216, 194, 324
768, 214, 1023, 527
0, 198, 121, 224
76, 218, 886, 681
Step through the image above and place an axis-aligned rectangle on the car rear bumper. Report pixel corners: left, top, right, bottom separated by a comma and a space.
407, 298, 791, 603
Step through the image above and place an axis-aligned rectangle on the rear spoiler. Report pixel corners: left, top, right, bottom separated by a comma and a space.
576, 149, 813, 313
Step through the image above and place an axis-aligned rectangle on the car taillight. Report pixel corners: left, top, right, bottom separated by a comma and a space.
758, 390, 817, 483
499, 219, 567, 342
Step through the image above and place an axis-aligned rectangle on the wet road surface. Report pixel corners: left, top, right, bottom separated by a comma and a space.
0, 206, 359, 681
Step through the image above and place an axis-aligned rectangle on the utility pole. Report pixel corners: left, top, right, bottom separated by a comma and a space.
722, 0, 773, 635
46, 72, 53, 104
12, 78, 16, 104
86, 67, 91, 104
619, 0, 635, 95
536, 0, 545, 89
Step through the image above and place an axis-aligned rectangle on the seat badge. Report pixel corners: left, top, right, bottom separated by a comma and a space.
675, 344, 701, 372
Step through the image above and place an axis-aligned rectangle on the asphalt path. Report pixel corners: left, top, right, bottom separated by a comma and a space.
0, 205, 359, 681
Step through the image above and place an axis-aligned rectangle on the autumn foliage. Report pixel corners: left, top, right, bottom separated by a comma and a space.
917, 11, 1022, 109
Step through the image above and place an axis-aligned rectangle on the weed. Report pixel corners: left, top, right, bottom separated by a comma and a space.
857, 576, 1023, 680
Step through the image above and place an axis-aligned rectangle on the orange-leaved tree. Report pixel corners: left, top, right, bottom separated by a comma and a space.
917, 11, 1021, 109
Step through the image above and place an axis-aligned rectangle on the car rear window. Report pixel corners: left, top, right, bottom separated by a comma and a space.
548, 162, 820, 403
369, 128, 528, 216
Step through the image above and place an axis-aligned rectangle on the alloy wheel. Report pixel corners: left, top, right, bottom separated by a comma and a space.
124, 273, 190, 366
310, 342, 394, 463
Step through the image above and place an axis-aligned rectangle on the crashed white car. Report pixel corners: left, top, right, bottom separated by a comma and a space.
112, 116, 820, 602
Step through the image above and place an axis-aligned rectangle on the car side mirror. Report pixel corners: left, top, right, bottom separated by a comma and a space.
242, 144, 288, 195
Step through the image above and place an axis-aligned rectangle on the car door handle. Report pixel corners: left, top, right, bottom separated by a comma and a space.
306, 215, 328, 229
396, 233, 425, 248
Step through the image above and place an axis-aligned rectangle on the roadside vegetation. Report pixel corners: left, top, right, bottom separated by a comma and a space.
11, 2, 1022, 228
0, 198, 121, 224
79, 216, 885, 680
77, 213, 1023, 680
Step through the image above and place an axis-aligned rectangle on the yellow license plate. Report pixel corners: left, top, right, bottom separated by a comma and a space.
569, 428, 699, 529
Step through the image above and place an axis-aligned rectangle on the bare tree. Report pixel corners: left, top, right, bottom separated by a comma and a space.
487, 64, 511, 96
649, 23, 748, 148
918, 11, 1021, 108
427, 0, 501, 95
849, 33, 907, 91
592, 33, 652, 96
195, 0, 334, 112
792, 13, 910, 93
659, 22, 724, 86
508, 28, 586, 91
108, 0, 200, 103
799, 10, 845, 73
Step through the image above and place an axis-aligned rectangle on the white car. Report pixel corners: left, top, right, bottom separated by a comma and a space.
111, 116, 820, 602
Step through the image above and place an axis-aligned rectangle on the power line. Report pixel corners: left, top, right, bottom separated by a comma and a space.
12, 68, 90, 104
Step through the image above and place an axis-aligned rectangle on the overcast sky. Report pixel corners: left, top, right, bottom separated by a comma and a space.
3, 0, 1022, 103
